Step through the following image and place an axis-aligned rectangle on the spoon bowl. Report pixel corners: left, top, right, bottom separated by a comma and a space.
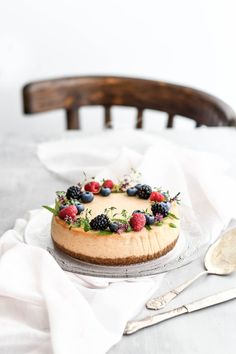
204, 228, 236, 275
146, 227, 236, 310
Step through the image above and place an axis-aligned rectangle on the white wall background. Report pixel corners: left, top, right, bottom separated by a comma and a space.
0, 0, 236, 135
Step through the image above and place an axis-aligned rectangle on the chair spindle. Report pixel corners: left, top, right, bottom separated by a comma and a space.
66, 107, 80, 130
167, 113, 175, 128
104, 106, 112, 128
136, 108, 144, 129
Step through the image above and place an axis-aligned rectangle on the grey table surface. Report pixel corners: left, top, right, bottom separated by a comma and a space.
1, 128, 236, 354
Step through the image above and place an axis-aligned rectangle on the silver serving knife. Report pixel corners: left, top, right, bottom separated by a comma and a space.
124, 288, 236, 335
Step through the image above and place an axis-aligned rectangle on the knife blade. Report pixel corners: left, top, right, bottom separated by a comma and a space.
124, 288, 236, 335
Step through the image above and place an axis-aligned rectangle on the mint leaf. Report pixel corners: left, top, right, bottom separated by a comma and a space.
42, 205, 56, 215
156, 221, 163, 227
112, 218, 127, 224
98, 230, 113, 235
145, 225, 152, 231
54, 199, 61, 215
168, 213, 179, 220
169, 222, 177, 228
81, 219, 91, 232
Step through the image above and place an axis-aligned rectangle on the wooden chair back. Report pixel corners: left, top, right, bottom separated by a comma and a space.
23, 76, 236, 129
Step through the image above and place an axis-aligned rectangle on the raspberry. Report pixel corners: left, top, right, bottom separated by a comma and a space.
129, 213, 146, 231
150, 191, 165, 202
103, 179, 114, 189
66, 185, 81, 200
58, 205, 78, 220
84, 181, 100, 194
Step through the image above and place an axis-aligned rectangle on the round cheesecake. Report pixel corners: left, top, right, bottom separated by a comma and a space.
51, 193, 180, 265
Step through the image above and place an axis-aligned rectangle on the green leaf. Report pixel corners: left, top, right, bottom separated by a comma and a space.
126, 225, 132, 232
56, 191, 66, 197
81, 219, 91, 232
156, 221, 163, 227
169, 222, 177, 228
168, 212, 179, 220
54, 199, 61, 215
42, 205, 56, 215
98, 230, 113, 235
121, 209, 128, 218
145, 225, 152, 231
112, 218, 127, 224
71, 220, 81, 228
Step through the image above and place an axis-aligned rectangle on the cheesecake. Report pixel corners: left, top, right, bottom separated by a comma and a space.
46, 177, 180, 266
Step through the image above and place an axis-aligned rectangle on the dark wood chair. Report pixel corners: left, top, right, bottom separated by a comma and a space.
22, 76, 236, 130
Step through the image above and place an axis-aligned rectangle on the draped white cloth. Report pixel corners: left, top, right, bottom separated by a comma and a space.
1, 130, 236, 354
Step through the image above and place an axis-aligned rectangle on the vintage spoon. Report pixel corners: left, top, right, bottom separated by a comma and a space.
146, 227, 236, 310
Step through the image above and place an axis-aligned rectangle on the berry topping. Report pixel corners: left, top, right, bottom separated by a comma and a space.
76, 203, 85, 213
100, 187, 112, 197
66, 185, 81, 200
127, 187, 138, 196
80, 191, 94, 203
166, 202, 171, 210
129, 213, 146, 231
109, 222, 120, 233
150, 191, 165, 202
103, 179, 114, 189
132, 209, 144, 214
90, 214, 110, 230
58, 205, 78, 220
155, 213, 164, 222
145, 214, 155, 225
84, 181, 100, 194
135, 183, 142, 190
151, 202, 170, 217
137, 184, 152, 199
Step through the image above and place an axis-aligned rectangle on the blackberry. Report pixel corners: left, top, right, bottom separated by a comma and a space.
66, 185, 81, 200
151, 202, 169, 217
137, 184, 152, 199
90, 214, 110, 230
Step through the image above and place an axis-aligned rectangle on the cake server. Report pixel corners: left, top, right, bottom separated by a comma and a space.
146, 227, 236, 310
124, 287, 236, 335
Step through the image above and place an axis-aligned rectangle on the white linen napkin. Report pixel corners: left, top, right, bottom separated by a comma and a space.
0, 218, 162, 354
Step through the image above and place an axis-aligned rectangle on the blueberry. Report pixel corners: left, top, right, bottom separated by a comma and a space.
135, 184, 142, 190
127, 187, 138, 196
166, 202, 171, 211
80, 191, 94, 203
145, 214, 155, 225
109, 222, 119, 232
100, 187, 111, 197
76, 203, 85, 213
132, 210, 144, 215
59, 205, 67, 210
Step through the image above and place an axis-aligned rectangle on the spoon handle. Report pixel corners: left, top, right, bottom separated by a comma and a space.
146, 270, 208, 310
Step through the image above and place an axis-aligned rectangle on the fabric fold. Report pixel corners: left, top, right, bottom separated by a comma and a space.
1, 130, 236, 353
